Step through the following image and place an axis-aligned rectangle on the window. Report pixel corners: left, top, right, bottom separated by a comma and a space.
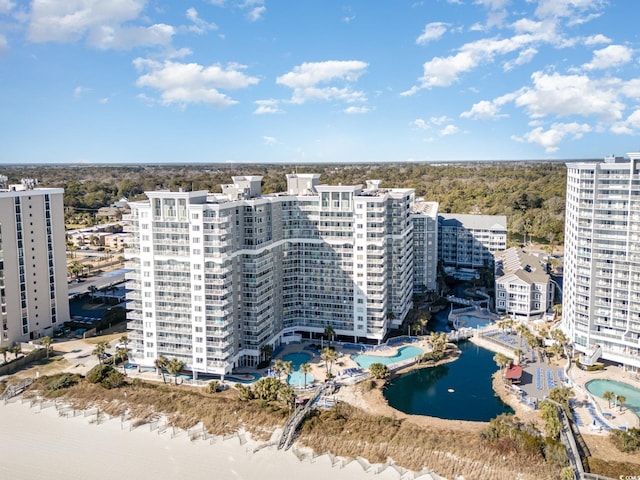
192, 213, 199, 220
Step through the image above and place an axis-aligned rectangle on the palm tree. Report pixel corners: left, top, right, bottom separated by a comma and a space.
115, 347, 129, 376
616, 394, 626, 413
118, 335, 129, 348
88, 285, 98, 302
324, 325, 336, 348
280, 360, 293, 383
41, 336, 53, 358
92, 341, 108, 364
300, 362, 312, 390
602, 390, 615, 409
260, 344, 273, 363
12, 344, 22, 359
154, 355, 169, 383
320, 347, 338, 376
166, 358, 185, 385
514, 349, 524, 364
273, 359, 286, 381
411, 322, 422, 336
0, 346, 8, 363
493, 353, 511, 371
515, 323, 528, 348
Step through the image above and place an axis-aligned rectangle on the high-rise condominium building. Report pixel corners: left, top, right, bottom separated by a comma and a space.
562, 154, 640, 372
0, 179, 70, 347
125, 175, 414, 375
438, 214, 507, 269
411, 200, 439, 293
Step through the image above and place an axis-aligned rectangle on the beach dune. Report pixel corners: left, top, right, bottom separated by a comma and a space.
0, 399, 415, 480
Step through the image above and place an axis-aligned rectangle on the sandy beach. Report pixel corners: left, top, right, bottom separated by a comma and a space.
0, 398, 411, 480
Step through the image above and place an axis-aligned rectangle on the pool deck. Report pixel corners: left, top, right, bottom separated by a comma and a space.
567, 363, 640, 434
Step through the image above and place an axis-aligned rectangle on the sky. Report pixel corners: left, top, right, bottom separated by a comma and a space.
0, 0, 639, 165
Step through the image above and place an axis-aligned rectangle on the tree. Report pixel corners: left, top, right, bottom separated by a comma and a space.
0, 346, 8, 363
118, 335, 129, 348
320, 347, 338, 376
369, 362, 390, 380
92, 341, 108, 364
260, 344, 273, 363
273, 359, 287, 381
323, 325, 336, 348
154, 354, 169, 383
515, 323, 528, 348
514, 348, 524, 364
277, 385, 296, 410
493, 353, 511, 371
12, 344, 22, 359
616, 394, 627, 413
114, 347, 129, 376
208, 380, 221, 393
88, 285, 98, 301
300, 362, 312, 390
41, 336, 52, 358
540, 401, 562, 440
166, 358, 185, 385
603, 390, 615, 409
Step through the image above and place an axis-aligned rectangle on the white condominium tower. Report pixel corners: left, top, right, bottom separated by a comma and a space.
125, 175, 414, 375
562, 154, 640, 372
0, 179, 70, 347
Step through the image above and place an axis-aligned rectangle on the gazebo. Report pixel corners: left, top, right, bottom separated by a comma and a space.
504, 363, 523, 385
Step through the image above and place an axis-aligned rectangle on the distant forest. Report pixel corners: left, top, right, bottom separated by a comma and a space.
2, 161, 567, 244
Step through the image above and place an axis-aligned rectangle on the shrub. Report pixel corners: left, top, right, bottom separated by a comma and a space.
87, 363, 112, 384
87, 363, 123, 388
208, 380, 221, 394
610, 428, 640, 453
369, 363, 390, 380
47, 373, 81, 391
101, 369, 125, 389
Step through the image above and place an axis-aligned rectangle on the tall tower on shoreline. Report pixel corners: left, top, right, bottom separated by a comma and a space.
562, 154, 640, 373
0, 180, 70, 347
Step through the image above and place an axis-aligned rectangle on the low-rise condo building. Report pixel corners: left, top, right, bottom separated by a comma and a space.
495, 247, 554, 320
125, 175, 414, 375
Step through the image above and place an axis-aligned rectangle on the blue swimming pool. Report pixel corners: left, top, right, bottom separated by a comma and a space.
282, 352, 314, 387
352, 345, 423, 368
586, 379, 640, 419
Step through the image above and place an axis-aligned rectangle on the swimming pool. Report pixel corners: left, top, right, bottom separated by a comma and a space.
281, 352, 314, 387
352, 345, 423, 368
586, 379, 640, 419
454, 314, 492, 330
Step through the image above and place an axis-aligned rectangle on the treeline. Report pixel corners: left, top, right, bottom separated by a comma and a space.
2, 161, 567, 243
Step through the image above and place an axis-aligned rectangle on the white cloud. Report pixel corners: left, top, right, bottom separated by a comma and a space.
411, 116, 451, 130
263, 135, 278, 145
247, 6, 265, 21
461, 100, 504, 119
439, 124, 459, 136
344, 106, 369, 114
416, 22, 448, 45
99, 97, 109, 104
512, 72, 625, 121
411, 118, 429, 130
503, 47, 537, 71
342, 15, 355, 23
277, 60, 368, 88
0, 34, 7, 54
277, 60, 368, 107
27, 0, 174, 49
73, 86, 90, 98
254, 99, 283, 114
535, 0, 605, 20
186, 8, 218, 34
88, 23, 174, 50
582, 44, 634, 71
513, 122, 591, 153
584, 34, 611, 45
133, 59, 259, 108
0, 0, 13, 15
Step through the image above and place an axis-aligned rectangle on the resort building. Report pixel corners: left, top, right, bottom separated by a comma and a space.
411, 200, 439, 293
124, 175, 414, 375
437, 214, 507, 269
562, 154, 640, 372
494, 247, 554, 320
0, 179, 70, 347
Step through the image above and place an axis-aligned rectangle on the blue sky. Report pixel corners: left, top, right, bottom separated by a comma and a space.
0, 0, 639, 164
